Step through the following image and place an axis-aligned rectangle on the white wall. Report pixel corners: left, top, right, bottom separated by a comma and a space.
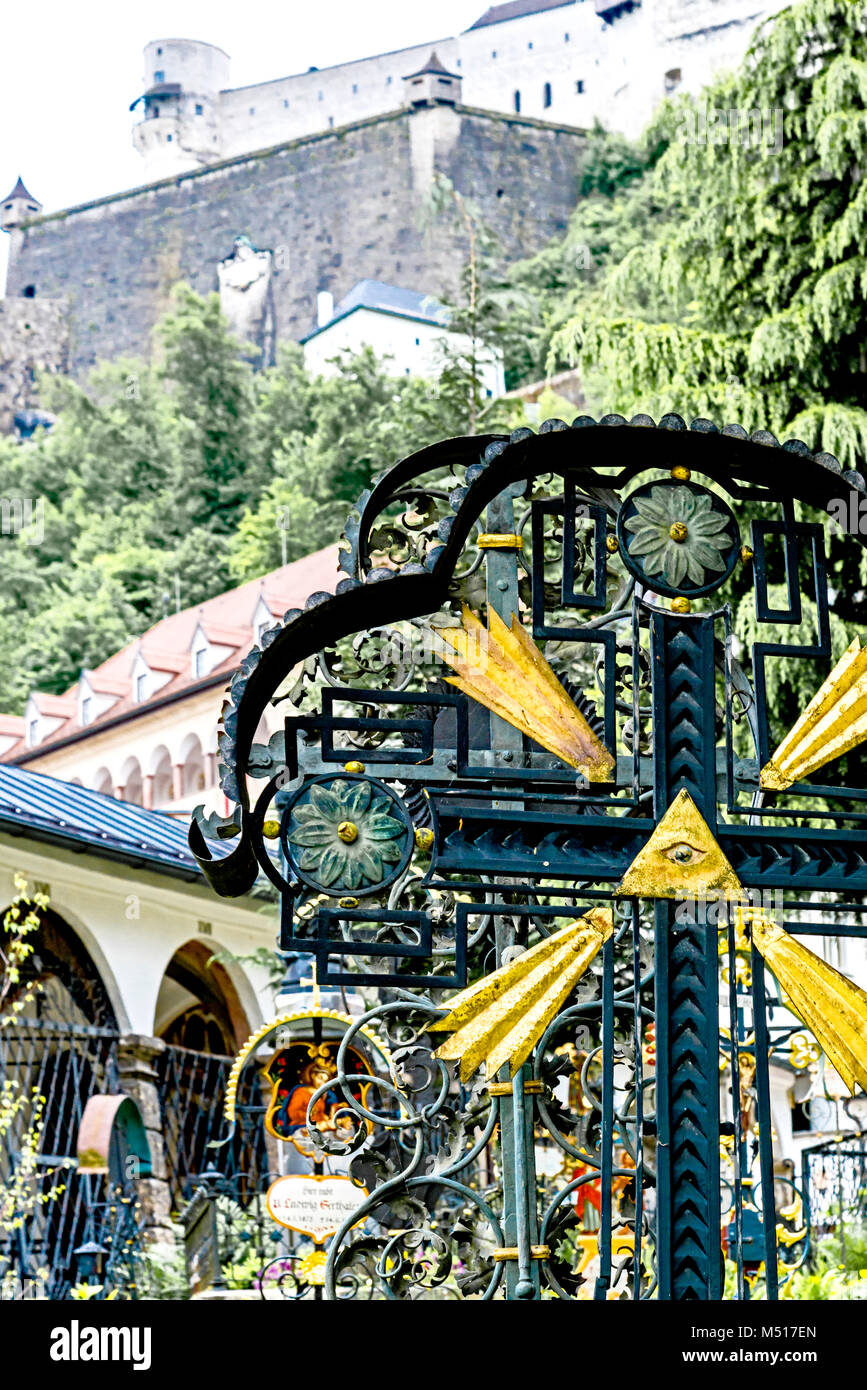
133, 2, 793, 180
303, 307, 505, 397
0, 835, 274, 1038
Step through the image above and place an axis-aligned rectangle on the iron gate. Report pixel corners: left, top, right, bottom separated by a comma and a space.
193, 415, 867, 1300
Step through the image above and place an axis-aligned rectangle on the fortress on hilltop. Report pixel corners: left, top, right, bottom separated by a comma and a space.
0, 0, 790, 429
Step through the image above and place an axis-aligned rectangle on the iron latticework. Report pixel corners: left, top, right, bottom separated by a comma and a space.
192, 414, 867, 1300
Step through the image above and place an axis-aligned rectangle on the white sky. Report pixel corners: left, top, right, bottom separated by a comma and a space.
0, 0, 486, 291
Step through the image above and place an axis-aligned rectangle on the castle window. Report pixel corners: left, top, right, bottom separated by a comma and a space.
456, 59, 462, 67
352, 83, 358, 94
195, 103, 203, 115
386, 76, 392, 85
544, 82, 552, 108
564, 32, 570, 41
329, 116, 334, 127
23, 286, 35, 299
318, 91, 324, 101
576, 80, 585, 94
664, 68, 682, 93
527, 42, 533, 50
284, 98, 289, 107
492, 50, 497, 58
157, 47, 162, 54
249, 107, 255, 115
513, 90, 521, 113
153, 107, 160, 118
167, 133, 173, 142
154, 70, 165, 83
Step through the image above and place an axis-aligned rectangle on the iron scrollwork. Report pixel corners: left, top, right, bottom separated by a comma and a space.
193, 413, 867, 1300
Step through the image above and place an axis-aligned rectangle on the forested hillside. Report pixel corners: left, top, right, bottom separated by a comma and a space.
2, 0, 863, 715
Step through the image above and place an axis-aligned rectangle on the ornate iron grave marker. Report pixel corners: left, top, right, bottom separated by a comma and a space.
192, 415, 867, 1301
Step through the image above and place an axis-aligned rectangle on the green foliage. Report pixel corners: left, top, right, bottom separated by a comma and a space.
540, 0, 867, 468
0, 292, 496, 712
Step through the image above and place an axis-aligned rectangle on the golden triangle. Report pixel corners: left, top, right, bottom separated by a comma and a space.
431, 908, 613, 1081
434, 604, 615, 781
761, 637, 867, 791
614, 788, 741, 899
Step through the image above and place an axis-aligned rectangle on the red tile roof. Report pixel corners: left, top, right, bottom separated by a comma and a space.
4, 545, 341, 762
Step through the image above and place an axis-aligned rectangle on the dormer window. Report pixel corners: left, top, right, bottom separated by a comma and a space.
154, 70, 165, 83
135, 672, 148, 703
28, 718, 39, 747
194, 645, 208, 678
81, 696, 92, 726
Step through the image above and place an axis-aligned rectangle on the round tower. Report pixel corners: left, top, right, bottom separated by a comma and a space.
0, 177, 42, 233
131, 40, 230, 181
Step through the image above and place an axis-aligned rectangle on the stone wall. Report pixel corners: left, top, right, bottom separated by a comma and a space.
0, 298, 69, 433
5, 104, 585, 377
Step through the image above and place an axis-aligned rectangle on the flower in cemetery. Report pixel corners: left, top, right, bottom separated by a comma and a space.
286, 779, 406, 890
623, 485, 732, 588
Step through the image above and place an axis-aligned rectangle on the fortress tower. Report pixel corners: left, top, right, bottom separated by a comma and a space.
131, 39, 230, 180
1, 177, 43, 233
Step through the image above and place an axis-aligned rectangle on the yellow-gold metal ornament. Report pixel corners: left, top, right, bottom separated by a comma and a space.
431, 907, 613, 1081
614, 789, 741, 899
434, 604, 615, 781
223, 1009, 392, 1128
748, 914, 867, 1096
760, 637, 867, 791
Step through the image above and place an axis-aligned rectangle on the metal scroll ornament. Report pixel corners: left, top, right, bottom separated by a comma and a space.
616, 479, 740, 597
283, 774, 413, 895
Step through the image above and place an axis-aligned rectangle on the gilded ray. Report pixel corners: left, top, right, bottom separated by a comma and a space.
435, 604, 615, 781
432, 908, 613, 1081
615, 788, 741, 899
749, 915, 867, 1095
761, 637, 867, 791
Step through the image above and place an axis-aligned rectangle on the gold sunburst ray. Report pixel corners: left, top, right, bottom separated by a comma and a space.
761, 636, 867, 791
748, 914, 867, 1095
435, 604, 615, 781
431, 908, 613, 1081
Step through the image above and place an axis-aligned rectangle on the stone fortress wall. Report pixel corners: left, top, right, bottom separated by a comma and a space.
0, 0, 792, 417
4, 103, 586, 377
130, 0, 792, 182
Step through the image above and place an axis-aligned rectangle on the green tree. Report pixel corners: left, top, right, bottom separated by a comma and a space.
548, 0, 867, 468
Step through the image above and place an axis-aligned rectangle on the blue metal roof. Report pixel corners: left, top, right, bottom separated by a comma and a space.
333, 279, 450, 325
0, 764, 222, 882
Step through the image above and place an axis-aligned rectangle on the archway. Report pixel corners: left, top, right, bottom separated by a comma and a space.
179, 733, 206, 797
153, 941, 263, 1203
150, 744, 173, 807
118, 756, 143, 806
93, 766, 114, 798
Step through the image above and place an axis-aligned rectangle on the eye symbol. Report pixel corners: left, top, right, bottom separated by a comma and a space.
665, 842, 705, 866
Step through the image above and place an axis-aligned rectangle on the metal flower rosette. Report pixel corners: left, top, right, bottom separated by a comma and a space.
192, 414, 867, 1301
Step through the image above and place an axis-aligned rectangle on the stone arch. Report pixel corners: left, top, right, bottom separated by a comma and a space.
93, 766, 114, 798
153, 937, 257, 1052
6, 901, 121, 1030
119, 755, 143, 805
179, 732, 206, 796
149, 743, 173, 807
